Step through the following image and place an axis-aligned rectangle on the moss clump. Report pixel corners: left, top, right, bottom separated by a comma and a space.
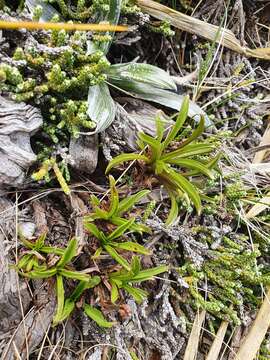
0, 31, 110, 140
178, 231, 268, 324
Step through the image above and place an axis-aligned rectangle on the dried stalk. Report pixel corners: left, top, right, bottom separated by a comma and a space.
183, 310, 206, 360
137, 0, 270, 60
234, 288, 270, 360
206, 321, 229, 360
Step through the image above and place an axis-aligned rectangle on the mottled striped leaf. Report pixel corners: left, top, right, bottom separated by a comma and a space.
25, 0, 62, 21
87, 83, 116, 134
108, 62, 177, 91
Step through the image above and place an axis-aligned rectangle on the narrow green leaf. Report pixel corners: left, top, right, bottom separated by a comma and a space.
165, 169, 202, 214
69, 276, 101, 302
83, 304, 115, 328
84, 222, 103, 240
104, 245, 131, 271
39, 246, 65, 256
130, 351, 140, 360
55, 298, 75, 324
154, 159, 167, 175
58, 269, 91, 282
92, 247, 103, 259
19, 235, 35, 250
17, 253, 33, 270
35, 232, 47, 249
110, 280, 120, 303
111, 216, 151, 234
105, 153, 149, 174
111, 241, 150, 255
161, 143, 214, 162
25, 256, 38, 272
110, 268, 134, 282
131, 256, 141, 275
178, 115, 205, 148
166, 191, 178, 226
91, 207, 109, 220
57, 238, 77, 268
107, 175, 119, 218
25, 267, 57, 279
69, 281, 89, 302
130, 265, 168, 282
138, 132, 160, 161
168, 158, 214, 179
89, 194, 100, 207
118, 190, 150, 215
53, 275, 65, 326
107, 218, 135, 241
122, 284, 148, 304
162, 95, 189, 150
156, 114, 165, 143
207, 153, 222, 170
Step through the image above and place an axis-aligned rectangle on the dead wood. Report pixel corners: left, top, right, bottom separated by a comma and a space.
0, 96, 42, 187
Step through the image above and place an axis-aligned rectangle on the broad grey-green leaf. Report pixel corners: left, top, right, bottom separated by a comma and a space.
101, 0, 122, 54
108, 79, 211, 125
25, 0, 62, 21
108, 62, 177, 91
86, 83, 116, 134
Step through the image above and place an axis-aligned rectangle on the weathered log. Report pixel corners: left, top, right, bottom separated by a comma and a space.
69, 134, 99, 175
1, 284, 56, 360
0, 198, 31, 336
0, 96, 43, 187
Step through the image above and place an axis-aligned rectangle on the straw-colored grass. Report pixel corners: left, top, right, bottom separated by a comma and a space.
137, 0, 270, 60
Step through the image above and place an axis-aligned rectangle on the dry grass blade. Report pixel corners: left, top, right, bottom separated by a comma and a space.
245, 117, 270, 219
233, 288, 270, 360
206, 321, 229, 360
183, 310, 206, 360
136, 0, 270, 60
245, 193, 270, 219
0, 20, 128, 32
252, 121, 270, 164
